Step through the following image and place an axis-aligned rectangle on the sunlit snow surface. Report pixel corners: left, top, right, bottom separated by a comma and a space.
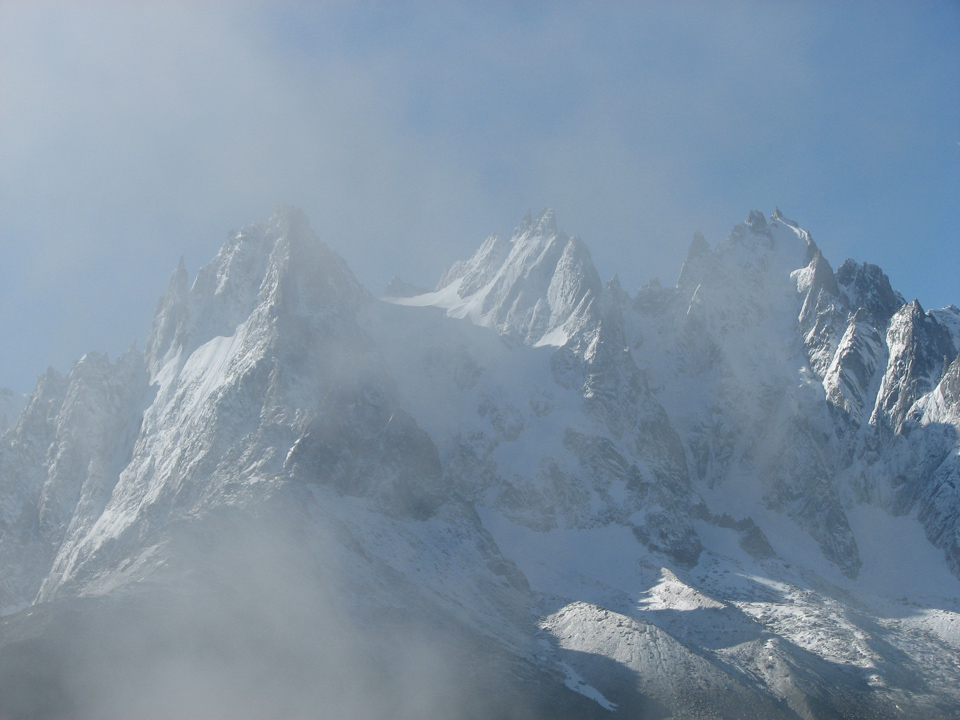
480, 504, 960, 708
382, 209, 960, 713
3, 206, 959, 717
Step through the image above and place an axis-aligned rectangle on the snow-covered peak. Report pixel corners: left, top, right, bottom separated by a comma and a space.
436, 233, 509, 295
266, 202, 312, 238
836, 258, 904, 324
724, 209, 815, 266
674, 211, 818, 308
795, 246, 841, 333
145, 205, 366, 377
872, 298, 956, 430
930, 305, 960, 353
508, 207, 558, 241
795, 247, 839, 297
523, 207, 559, 240
676, 231, 712, 289
660, 211, 819, 345
391, 210, 601, 347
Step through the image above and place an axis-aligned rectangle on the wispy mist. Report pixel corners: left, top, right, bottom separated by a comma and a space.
1, 2, 957, 393
0, 493, 568, 720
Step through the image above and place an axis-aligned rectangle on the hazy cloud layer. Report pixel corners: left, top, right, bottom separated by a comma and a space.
1, 1, 957, 392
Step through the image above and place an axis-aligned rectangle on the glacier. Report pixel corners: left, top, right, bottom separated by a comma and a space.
0, 204, 958, 719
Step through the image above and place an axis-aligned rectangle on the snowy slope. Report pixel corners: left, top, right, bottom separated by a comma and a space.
385, 207, 960, 716
392, 209, 601, 348
0, 205, 958, 719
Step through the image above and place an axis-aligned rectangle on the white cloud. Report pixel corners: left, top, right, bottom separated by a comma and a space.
0, 1, 956, 392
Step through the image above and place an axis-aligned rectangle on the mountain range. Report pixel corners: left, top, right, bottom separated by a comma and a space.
0, 205, 958, 719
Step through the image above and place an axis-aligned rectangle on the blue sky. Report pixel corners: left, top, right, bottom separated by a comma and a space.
1, 1, 958, 394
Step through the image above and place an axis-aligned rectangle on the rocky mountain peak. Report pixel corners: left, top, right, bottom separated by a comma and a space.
532, 207, 558, 237
872, 297, 956, 430
436, 233, 509, 295
835, 259, 904, 325
796, 247, 841, 332
746, 208, 768, 230
145, 206, 367, 377
677, 231, 713, 290
723, 210, 814, 268
807, 248, 840, 296
689, 230, 710, 256
512, 209, 534, 237
268, 202, 311, 237
510, 207, 558, 244
390, 210, 601, 347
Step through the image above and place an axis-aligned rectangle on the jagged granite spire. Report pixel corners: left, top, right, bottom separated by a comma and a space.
393, 209, 602, 347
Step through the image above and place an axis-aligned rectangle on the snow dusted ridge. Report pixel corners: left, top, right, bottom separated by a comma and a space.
0, 204, 959, 719
389, 208, 602, 348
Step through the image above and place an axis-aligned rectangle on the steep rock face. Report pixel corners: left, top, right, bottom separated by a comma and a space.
930, 305, 960, 351
796, 249, 845, 378
797, 258, 902, 397
560, 301, 700, 566
0, 352, 150, 612
38, 207, 464, 603
622, 209, 960, 583
409, 207, 960, 585
786, 248, 960, 576
912, 354, 960, 575
3, 208, 593, 719
437, 232, 510, 297
418, 209, 602, 347
35, 352, 151, 550
0, 370, 67, 611
872, 300, 955, 432
628, 212, 864, 576
822, 309, 887, 425
836, 259, 904, 325
390, 211, 700, 567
